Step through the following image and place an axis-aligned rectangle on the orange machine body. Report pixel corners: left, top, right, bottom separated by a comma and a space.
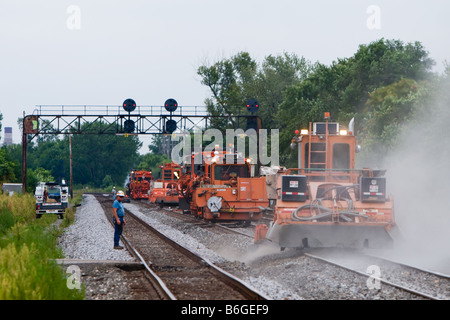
149, 162, 181, 206
177, 149, 269, 224
127, 170, 153, 200
260, 119, 396, 249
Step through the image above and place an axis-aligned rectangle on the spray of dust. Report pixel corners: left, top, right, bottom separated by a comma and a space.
240, 241, 283, 264
380, 79, 450, 273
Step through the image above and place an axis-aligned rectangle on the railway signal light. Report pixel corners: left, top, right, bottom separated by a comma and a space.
123, 98, 137, 113
246, 99, 259, 114
246, 116, 262, 131
124, 119, 135, 133
165, 119, 177, 134
164, 98, 178, 113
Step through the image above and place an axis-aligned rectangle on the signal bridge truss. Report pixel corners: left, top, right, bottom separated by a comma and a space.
21, 102, 262, 192
24, 104, 225, 137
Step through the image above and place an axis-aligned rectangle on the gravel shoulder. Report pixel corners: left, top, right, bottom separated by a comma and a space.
58, 194, 134, 261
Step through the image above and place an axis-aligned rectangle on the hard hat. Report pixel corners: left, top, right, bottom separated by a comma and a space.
116, 191, 125, 197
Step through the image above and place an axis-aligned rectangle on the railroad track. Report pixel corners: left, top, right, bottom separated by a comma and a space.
98, 195, 449, 300
152, 200, 448, 300
96, 194, 269, 300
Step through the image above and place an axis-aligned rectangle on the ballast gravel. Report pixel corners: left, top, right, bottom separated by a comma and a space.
58, 194, 134, 261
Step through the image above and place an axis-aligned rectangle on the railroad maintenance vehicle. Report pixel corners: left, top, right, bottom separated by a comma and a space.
177, 146, 269, 225
35, 181, 69, 219
255, 114, 396, 249
149, 162, 182, 207
126, 170, 153, 200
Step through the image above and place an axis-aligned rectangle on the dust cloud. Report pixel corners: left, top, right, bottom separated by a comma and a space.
380, 78, 450, 274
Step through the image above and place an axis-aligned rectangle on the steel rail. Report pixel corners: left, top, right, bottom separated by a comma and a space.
119, 232, 177, 300
361, 253, 450, 280
304, 252, 442, 300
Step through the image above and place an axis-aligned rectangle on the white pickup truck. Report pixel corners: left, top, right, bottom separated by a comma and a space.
35, 182, 69, 219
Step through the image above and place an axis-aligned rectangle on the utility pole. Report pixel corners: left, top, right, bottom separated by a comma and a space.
69, 130, 73, 198
22, 129, 27, 193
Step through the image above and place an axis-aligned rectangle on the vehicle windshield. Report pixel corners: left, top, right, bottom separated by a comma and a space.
214, 164, 249, 180
47, 186, 60, 195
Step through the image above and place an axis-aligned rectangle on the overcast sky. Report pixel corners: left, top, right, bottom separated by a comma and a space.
1, 0, 449, 152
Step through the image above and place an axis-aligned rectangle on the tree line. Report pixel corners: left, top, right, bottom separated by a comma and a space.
197, 38, 448, 167
0, 38, 448, 190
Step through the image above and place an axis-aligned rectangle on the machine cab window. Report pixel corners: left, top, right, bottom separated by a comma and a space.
214, 164, 249, 181
332, 143, 350, 170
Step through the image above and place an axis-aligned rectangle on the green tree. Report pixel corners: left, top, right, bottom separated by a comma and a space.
101, 174, 114, 189
136, 153, 171, 179
27, 139, 68, 182
0, 148, 16, 182
277, 39, 435, 167
33, 167, 55, 182
0, 112, 3, 142
198, 52, 257, 130
148, 135, 165, 154
198, 52, 314, 131
357, 78, 431, 166
2, 144, 22, 182
71, 123, 142, 187
26, 168, 39, 192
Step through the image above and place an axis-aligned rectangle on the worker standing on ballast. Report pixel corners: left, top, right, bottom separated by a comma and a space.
112, 190, 126, 250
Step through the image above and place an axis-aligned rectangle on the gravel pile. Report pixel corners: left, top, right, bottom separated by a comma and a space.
58, 194, 134, 261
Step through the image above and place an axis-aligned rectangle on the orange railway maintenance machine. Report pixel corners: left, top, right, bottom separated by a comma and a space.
177, 146, 269, 225
127, 170, 153, 200
256, 114, 396, 249
149, 162, 181, 206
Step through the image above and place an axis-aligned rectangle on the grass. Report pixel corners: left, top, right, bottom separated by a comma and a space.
0, 193, 84, 300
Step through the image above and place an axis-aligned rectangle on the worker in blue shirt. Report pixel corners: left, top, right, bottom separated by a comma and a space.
112, 190, 126, 249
